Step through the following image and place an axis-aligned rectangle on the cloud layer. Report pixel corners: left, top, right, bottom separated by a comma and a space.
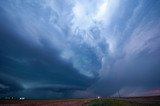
0, 0, 160, 98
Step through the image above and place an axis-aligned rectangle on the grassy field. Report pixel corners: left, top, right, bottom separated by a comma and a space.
81, 98, 160, 106
0, 96, 160, 106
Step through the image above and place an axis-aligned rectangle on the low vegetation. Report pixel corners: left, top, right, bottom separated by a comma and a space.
0, 98, 159, 106
81, 98, 160, 106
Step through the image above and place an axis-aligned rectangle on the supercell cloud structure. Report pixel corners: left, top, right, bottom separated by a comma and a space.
0, 0, 160, 98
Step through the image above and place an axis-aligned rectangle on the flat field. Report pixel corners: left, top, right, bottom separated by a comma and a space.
0, 96, 160, 106
82, 96, 160, 106
0, 99, 91, 106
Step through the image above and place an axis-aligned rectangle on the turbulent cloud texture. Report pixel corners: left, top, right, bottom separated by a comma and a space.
0, 0, 160, 98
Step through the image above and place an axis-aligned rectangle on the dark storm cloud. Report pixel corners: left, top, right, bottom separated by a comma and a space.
0, 25, 93, 97
0, 0, 160, 98
0, 73, 23, 95
0, 0, 96, 98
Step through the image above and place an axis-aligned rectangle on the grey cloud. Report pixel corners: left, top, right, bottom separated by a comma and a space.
0, 0, 160, 98
0, 74, 23, 94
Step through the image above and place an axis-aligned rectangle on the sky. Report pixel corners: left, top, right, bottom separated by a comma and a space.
0, 0, 160, 99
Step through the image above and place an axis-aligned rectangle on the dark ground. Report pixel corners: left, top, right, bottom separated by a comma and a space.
0, 96, 160, 106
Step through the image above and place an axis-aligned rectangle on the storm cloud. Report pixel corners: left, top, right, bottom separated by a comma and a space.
0, 0, 160, 98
